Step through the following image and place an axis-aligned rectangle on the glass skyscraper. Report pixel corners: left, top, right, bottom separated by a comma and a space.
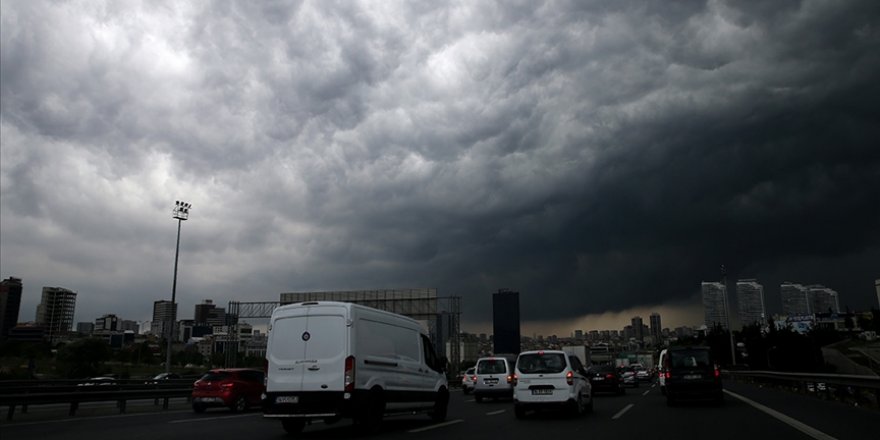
492, 289, 520, 354
736, 279, 766, 327
701, 282, 729, 330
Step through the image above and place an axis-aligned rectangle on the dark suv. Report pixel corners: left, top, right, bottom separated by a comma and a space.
192, 368, 265, 413
662, 346, 722, 406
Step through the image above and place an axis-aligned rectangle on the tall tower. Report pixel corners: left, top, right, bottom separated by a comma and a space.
492, 289, 520, 354
807, 285, 840, 314
35, 286, 77, 342
736, 279, 766, 327
649, 312, 662, 341
780, 282, 810, 315
631, 316, 644, 341
0, 277, 23, 341
152, 300, 177, 339
701, 282, 729, 330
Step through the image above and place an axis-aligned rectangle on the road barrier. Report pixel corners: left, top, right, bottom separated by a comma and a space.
0, 379, 195, 421
725, 370, 880, 409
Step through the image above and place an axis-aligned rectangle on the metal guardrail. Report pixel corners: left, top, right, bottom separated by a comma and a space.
0, 379, 196, 421
725, 369, 880, 408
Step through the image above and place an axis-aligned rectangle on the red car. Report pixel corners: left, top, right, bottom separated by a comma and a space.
191, 368, 265, 413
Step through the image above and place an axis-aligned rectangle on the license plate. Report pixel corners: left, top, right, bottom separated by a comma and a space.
531, 389, 553, 395
486, 379, 498, 384
276, 396, 299, 404
593, 377, 604, 381
683, 374, 702, 380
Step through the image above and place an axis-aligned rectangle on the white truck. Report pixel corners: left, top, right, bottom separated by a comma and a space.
263, 301, 448, 435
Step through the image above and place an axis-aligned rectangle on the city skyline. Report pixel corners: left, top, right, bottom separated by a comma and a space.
2, 2, 878, 335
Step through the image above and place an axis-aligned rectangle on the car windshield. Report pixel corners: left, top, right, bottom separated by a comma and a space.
670, 350, 712, 368
517, 353, 566, 374
477, 359, 507, 374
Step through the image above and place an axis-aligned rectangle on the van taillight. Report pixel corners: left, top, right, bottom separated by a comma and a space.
606, 373, 614, 379
566, 371, 574, 385
344, 356, 355, 392
665, 371, 671, 379
714, 368, 720, 378
508, 374, 517, 386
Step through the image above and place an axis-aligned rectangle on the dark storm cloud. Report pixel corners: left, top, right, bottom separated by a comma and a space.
1, 0, 878, 327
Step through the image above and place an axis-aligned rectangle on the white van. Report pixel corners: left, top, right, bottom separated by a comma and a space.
473, 356, 515, 402
658, 349, 668, 395
263, 301, 448, 434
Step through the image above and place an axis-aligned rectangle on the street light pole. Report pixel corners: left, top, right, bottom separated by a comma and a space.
166, 201, 191, 374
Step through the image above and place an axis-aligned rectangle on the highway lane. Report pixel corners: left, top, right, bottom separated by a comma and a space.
2, 380, 876, 440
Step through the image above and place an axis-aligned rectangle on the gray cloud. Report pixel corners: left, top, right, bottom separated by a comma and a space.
2, 0, 878, 329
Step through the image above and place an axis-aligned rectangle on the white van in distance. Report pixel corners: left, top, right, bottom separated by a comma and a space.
263, 301, 449, 435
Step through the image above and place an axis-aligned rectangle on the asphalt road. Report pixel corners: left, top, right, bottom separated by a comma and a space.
2, 380, 877, 440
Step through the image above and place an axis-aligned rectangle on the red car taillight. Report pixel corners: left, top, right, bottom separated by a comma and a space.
714, 368, 721, 378
220, 382, 234, 390
566, 371, 574, 386
664, 371, 671, 379
508, 374, 517, 386
605, 373, 614, 379
471, 375, 477, 382
344, 355, 356, 392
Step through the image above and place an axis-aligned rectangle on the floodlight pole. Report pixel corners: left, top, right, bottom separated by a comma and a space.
166, 201, 191, 374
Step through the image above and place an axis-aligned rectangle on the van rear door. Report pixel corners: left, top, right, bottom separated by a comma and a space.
298, 312, 347, 392
268, 306, 347, 393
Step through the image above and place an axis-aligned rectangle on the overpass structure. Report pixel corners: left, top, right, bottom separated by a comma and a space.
225, 288, 462, 370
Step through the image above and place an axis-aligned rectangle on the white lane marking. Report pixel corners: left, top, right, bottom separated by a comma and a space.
169, 413, 261, 424
408, 419, 464, 433
724, 390, 837, 440
486, 409, 505, 415
611, 403, 634, 420
3, 410, 192, 428
642, 390, 650, 396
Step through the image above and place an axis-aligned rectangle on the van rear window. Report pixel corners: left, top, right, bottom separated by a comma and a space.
516, 353, 566, 374
477, 359, 508, 374
669, 349, 712, 368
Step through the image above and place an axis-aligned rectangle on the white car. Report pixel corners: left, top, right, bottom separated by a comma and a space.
461, 367, 476, 394
512, 350, 592, 418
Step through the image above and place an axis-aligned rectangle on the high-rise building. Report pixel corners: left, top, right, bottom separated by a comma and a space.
631, 316, 644, 341
702, 282, 729, 330
574, 329, 584, 341
737, 279, 766, 327
151, 300, 177, 339
781, 282, 810, 315
0, 277, 23, 341
35, 286, 77, 342
492, 289, 520, 354
649, 312, 661, 341
807, 285, 840, 314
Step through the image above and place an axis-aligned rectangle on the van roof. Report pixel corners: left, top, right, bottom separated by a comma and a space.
271, 301, 426, 331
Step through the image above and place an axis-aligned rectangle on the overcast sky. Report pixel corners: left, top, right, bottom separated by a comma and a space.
2, 0, 878, 335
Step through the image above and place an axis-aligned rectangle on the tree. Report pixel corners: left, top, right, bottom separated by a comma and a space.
56, 338, 111, 378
